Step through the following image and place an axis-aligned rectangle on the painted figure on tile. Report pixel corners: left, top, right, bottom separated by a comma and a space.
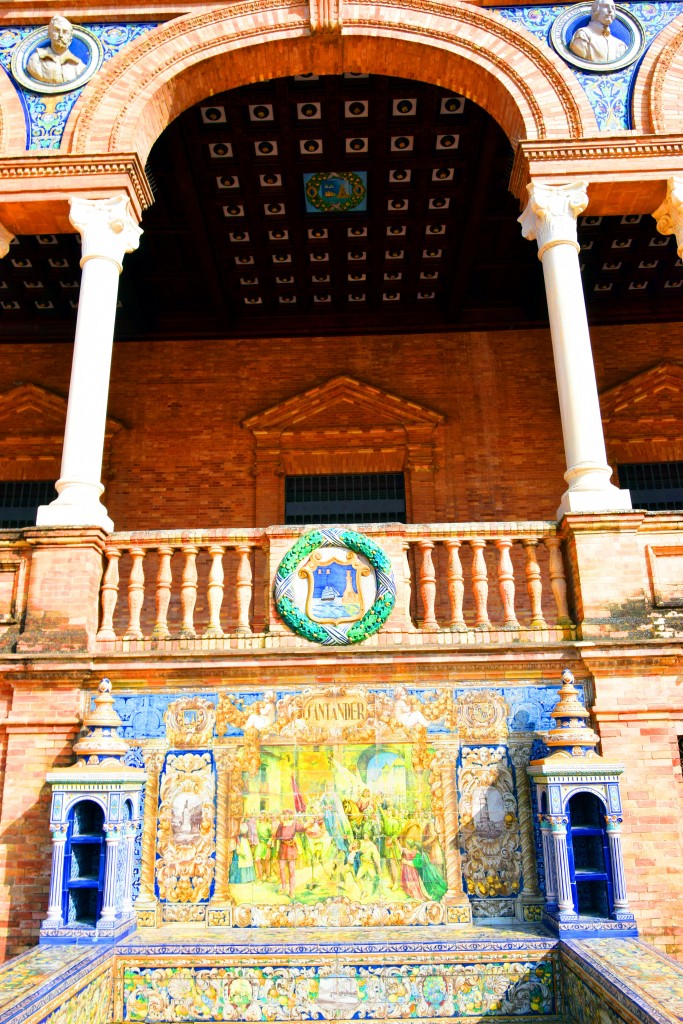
230, 742, 440, 911
569, 0, 627, 62
320, 780, 352, 852
254, 811, 274, 880
229, 822, 256, 885
27, 16, 85, 85
275, 809, 306, 898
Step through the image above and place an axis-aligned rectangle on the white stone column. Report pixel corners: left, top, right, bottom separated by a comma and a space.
605, 815, 630, 912
549, 815, 576, 915
653, 177, 683, 256
99, 822, 123, 923
519, 182, 631, 519
0, 224, 14, 259
37, 196, 142, 532
45, 823, 69, 924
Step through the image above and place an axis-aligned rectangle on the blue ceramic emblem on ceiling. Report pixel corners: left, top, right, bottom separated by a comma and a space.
304, 171, 368, 213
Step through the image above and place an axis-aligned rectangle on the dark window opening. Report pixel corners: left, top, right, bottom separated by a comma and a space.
285, 473, 406, 525
617, 462, 683, 511
0, 480, 56, 528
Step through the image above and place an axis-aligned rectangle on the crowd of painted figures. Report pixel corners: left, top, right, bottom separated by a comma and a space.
229, 783, 448, 904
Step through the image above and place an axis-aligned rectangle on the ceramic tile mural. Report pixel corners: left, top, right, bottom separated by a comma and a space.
121, 958, 557, 1022
0, 947, 90, 1012
497, 2, 683, 129
570, 939, 683, 1022
127, 684, 556, 927
561, 964, 630, 1024
0, 24, 157, 148
30, 967, 113, 1024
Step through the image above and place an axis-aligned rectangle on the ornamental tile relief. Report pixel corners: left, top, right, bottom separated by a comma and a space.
497, 1, 683, 129
0, 24, 157, 149
121, 959, 557, 1021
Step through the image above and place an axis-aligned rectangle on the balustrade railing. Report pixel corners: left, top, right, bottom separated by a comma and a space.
95, 522, 573, 644
402, 523, 571, 634
96, 530, 264, 643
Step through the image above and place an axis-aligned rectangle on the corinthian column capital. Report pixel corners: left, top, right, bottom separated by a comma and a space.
69, 194, 142, 271
0, 223, 14, 259
653, 176, 683, 257
518, 181, 589, 259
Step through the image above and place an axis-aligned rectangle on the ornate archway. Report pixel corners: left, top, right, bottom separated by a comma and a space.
59, 0, 597, 167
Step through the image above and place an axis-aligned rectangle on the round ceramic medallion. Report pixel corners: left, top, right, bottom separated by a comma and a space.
274, 528, 396, 645
550, 2, 645, 73
11, 20, 103, 94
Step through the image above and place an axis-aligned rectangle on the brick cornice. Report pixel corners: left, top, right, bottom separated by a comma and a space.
0, 152, 154, 229
511, 135, 683, 210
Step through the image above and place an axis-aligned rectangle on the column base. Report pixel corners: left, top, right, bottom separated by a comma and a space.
36, 500, 113, 532
542, 907, 637, 938
557, 462, 632, 518
557, 486, 632, 519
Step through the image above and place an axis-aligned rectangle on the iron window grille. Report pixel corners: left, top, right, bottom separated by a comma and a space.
285, 473, 406, 525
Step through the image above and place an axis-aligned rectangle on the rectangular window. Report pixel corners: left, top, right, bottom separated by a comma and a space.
285, 473, 406, 525
0, 480, 56, 528
617, 462, 683, 511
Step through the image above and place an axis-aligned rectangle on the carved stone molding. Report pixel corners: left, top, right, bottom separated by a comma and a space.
0, 153, 153, 232
518, 181, 588, 257
0, 223, 13, 259
310, 0, 341, 32
653, 176, 683, 256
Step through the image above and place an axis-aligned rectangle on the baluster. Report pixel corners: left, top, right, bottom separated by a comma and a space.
495, 538, 520, 629
470, 539, 491, 629
179, 544, 198, 638
152, 545, 173, 640
123, 546, 145, 641
204, 545, 225, 639
402, 540, 414, 628
523, 539, 547, 629
444, 538, 467, 631
96, 545, 121, 641
418, 539, 439, 631
545, 536, 572, 626
235, 544, 253, 638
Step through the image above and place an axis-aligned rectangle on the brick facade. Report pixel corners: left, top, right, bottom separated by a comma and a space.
0, 321, 680, 531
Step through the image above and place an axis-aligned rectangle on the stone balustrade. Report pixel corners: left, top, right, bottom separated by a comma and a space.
93, 522, 575, 647
402, 522, 572, 635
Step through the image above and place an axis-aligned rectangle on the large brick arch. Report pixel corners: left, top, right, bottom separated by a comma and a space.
633, 12, 683, 134
0, 68, 29, 155
62, 0, 596, 164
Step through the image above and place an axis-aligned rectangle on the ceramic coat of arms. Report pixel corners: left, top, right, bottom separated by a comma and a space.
274, 528, 395, 644
304, 171, 368, 213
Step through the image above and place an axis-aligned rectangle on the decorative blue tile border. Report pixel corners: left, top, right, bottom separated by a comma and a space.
497, 2, 683, 129
0, 23, 158, 150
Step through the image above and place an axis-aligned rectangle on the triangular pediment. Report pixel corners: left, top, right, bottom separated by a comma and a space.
600, 363, 683, 429
243, 376, 444, 433
0, 383, 124, 439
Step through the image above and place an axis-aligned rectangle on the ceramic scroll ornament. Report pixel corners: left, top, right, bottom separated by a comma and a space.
11, 15, 103, 93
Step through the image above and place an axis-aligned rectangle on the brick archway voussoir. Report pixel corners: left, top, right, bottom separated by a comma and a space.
0, 68, 30, 156
63, 0, 595, 165
634, 12, 683, 134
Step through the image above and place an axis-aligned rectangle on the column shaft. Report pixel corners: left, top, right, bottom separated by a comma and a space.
37, 196, 141, 531
100, 834, 121, 922
551, 823, 575, 914
607, 827, 629, 909
519, 182, 630, 518
46, 835, 67, 924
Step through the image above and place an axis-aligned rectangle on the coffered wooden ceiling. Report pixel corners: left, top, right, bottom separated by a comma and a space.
1, 73, 683, 342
